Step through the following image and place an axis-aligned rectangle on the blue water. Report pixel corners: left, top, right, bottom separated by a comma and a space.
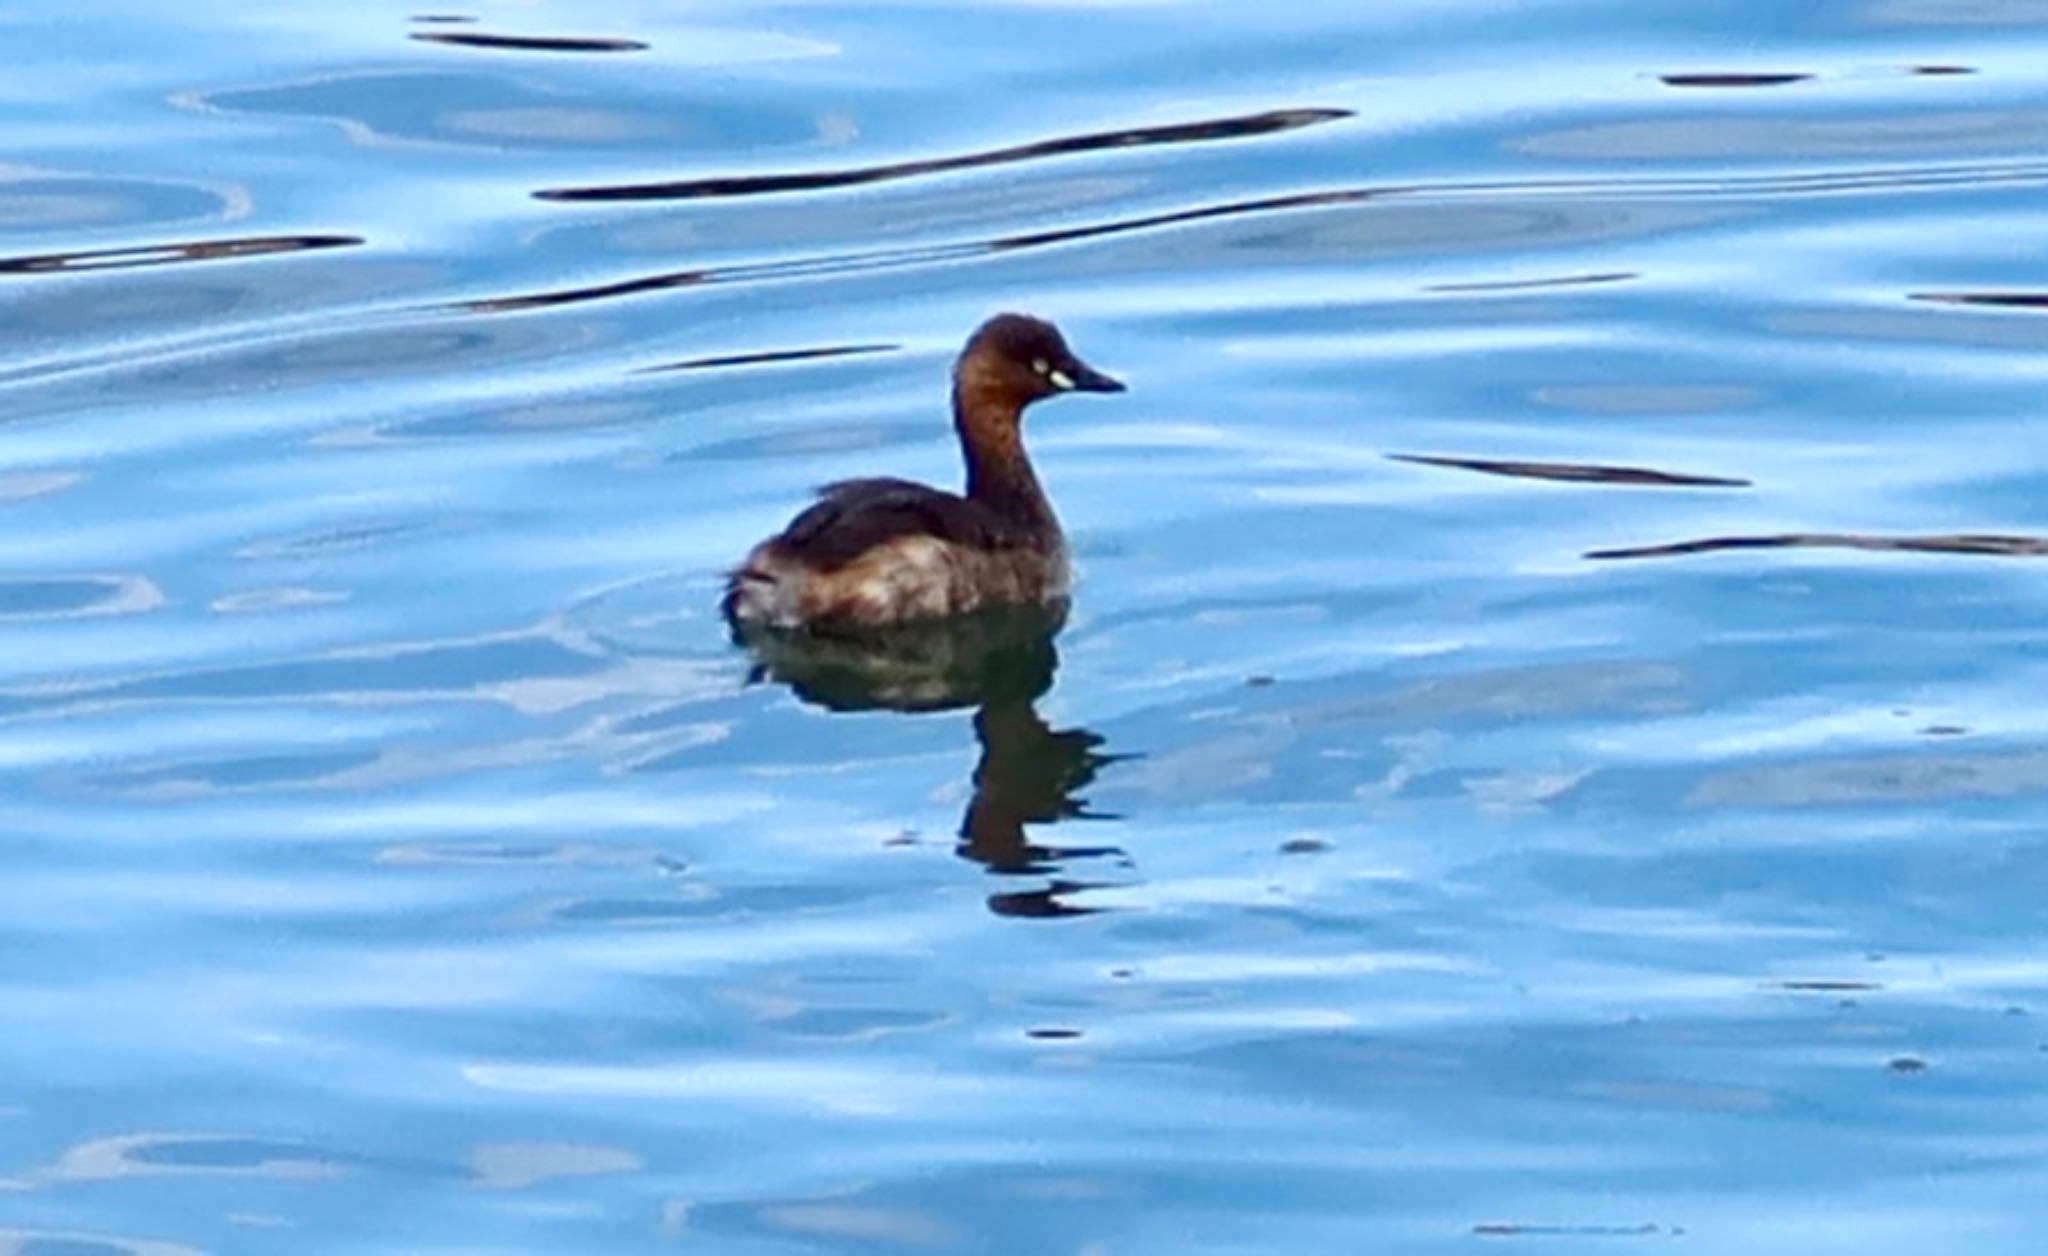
8, 0, 2048, 1251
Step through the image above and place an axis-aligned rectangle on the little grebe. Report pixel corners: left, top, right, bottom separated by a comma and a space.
722, 313, 1124, 631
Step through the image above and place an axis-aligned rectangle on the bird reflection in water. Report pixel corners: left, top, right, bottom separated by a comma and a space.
731, 602, 1126, 918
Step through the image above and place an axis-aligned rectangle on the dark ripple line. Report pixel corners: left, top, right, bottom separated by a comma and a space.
0, 234, 362, 276
494, 152, 1977, 312
1390, 453, 1750, 488
1425, 271, 1637, 294
1407, 159, 2048, 202
1474, 1224, 1667, 1238
537, 114, 2048, 210
1587, 532, 2048, 561
466, 158, 2048, 315
534, 107, 1354, 202
459, 186, 1381, 312
635, 343, 899, 374
464, 269, 711, 311
1660, 72, 1815, 88
411, 31, 648, 52
1912, 291, 2048, 310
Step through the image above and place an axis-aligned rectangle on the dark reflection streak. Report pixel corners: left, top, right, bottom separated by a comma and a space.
1475, 1225, 1668, 1238
0, 234, 362, 276
1659, 72, 1815, 88
410, 13, 478, 22
1911, 65, 1976, 76
1251, 160, 2048, 202
459, 188, 1379, 313
542, 146, 2048, 212
1696, 162, 2048, 196
410, 31, 648, 52
1390, 453, 1750, 488
464, 161, 2048, 316
459, 239, 985, 311
1587, 532, 2048, 561
733, 605, 1127, 919
1425, 271, 1636, 293
1912, 291, 2048, 309
535, 107, 1352, 202
635, 343, 898, 374
464, 270, 707, 312
986, 186, 1374, 252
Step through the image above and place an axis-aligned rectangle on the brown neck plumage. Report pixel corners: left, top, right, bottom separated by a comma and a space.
953, 374, 1056, 530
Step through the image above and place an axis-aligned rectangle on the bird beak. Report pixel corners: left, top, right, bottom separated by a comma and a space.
1053, 360, 1125, 393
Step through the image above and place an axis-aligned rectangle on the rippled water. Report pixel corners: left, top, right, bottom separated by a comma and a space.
9, 0, 2048, 1251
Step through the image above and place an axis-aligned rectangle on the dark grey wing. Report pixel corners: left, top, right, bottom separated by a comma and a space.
774, 478, 1020, 569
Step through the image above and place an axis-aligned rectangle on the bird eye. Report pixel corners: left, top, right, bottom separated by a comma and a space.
1032, 358, 1049, 375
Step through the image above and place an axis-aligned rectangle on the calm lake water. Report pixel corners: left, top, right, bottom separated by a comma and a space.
9, 0, 2048, 1251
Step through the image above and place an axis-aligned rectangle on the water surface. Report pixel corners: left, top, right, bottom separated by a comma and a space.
6, 0, 2048, 1251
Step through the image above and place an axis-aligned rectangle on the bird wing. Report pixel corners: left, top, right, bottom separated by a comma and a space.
772, 478, 1023, 570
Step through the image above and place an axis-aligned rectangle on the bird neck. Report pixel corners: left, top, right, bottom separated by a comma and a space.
954, 380, 1056, 530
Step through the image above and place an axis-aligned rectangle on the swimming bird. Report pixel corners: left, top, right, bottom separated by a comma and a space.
722, 313, 1124, 631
